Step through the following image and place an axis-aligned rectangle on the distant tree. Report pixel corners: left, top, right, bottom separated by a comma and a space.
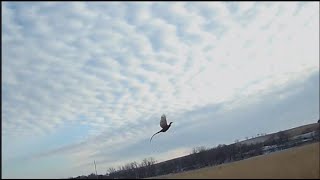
277, 131, 289, 144
197, 146, 207, 153
189, 146, 209, 168
302, 127, 313, 134
191, 146, 207, 154
87, 173, 97, 179
139, 157, 156, 178
128, 161, 139, 178
107, 167, 116, 174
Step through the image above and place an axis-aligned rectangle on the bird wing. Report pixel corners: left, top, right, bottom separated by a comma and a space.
160, 114, 168, 128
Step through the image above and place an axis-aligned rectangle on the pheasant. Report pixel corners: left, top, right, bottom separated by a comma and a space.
150, 114, 173, 142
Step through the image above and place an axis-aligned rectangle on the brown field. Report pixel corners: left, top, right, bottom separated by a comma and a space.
149, 142, 320, 179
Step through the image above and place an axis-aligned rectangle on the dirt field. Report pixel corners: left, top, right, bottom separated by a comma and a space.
149, 142, 320, 179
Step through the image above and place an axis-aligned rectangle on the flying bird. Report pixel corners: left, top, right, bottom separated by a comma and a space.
150, 114, 173, 142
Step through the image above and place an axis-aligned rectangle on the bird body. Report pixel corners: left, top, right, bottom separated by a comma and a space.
150, 114, 173, 142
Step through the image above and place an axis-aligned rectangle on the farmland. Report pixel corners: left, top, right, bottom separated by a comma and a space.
149, 142, 320, 179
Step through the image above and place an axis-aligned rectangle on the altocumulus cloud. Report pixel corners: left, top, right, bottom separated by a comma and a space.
2, 1, 319, 178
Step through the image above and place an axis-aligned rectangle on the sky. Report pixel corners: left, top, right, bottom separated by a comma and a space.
2, 1, 319, 179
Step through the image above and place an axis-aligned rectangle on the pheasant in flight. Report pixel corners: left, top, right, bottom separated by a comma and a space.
150, 114, 173, 142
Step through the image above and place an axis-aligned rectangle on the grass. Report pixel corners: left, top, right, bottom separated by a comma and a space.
149, 142, 320, 179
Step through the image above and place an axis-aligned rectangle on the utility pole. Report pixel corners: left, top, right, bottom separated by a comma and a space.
94, 160, 98, 179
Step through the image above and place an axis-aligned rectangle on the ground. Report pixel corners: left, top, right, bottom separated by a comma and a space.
148, 142, 320, 179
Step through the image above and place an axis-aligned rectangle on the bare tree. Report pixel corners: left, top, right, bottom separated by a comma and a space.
107, 167, 116, 174
277, 131, 289, 144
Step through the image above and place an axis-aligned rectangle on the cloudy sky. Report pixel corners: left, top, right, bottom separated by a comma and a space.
2, 1, 319, 178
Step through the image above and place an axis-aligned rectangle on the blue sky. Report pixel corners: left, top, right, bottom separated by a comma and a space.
2, 1, 319, 178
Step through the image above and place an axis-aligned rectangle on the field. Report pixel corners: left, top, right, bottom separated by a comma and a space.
149, 142, 320, 179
